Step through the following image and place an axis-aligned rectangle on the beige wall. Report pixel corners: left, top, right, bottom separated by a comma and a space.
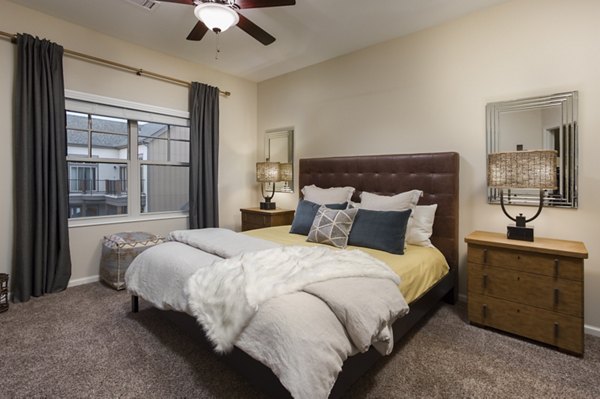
0, 0, 258, 282
258, 0, 600, 331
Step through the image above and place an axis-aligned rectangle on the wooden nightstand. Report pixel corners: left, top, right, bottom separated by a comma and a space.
240, 208, 295, 232
465, 231, 588, 355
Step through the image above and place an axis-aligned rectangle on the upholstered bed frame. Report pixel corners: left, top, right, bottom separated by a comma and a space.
136, 151, 460, 398
299, 152, 459, 271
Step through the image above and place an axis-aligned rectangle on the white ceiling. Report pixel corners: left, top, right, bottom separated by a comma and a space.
8, 0, 509, 82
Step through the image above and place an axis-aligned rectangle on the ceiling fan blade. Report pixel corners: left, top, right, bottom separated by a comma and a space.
186, 21, 209, 41
236, 13, 275, 45
157, 0, 195, 5
235, 0, 295, 9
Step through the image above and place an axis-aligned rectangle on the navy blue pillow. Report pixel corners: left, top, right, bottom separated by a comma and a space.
348, 209, 412, 254
289, 200, 348, 235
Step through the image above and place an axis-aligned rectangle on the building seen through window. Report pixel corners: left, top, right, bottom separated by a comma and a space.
66, 102, 190, 220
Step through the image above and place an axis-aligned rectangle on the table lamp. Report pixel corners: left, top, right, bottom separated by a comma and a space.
256, 161, 280, 210
487, 150, 557, 241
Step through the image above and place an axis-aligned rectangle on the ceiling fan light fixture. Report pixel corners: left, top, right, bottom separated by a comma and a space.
194, 3, 239, 33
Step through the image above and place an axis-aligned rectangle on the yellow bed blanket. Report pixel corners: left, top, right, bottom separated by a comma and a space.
244, 225, 449, 304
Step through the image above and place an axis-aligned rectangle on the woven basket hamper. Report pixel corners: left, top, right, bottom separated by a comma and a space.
100, 232, 164, 290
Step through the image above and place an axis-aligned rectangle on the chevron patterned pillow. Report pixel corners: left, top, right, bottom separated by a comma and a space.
307, 206, 358, 248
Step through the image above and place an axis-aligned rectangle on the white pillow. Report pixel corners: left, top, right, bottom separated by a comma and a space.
348, 200, 361, 209
301, 184, 354, 205
406, 204, 437, 247
360, 189, 423, 212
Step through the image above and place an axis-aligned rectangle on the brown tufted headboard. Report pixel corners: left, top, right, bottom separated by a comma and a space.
299, 152, 460, 270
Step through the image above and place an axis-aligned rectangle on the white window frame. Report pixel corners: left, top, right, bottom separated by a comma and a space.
66, 90, 190, 228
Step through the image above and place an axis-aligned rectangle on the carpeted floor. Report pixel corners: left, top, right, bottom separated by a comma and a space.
0, 283, 599, 398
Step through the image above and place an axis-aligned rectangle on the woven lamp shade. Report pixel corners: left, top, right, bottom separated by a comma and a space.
279, 163, 293, 182
256, 162, 280, 182
487, 150, 558, 189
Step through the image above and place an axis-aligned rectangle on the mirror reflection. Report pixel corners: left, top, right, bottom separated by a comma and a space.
265, 128, 294, 193
486, 91, 578, 208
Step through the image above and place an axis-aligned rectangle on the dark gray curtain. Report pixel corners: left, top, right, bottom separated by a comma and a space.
189, 82, 220, 229
13, 33, 72, 302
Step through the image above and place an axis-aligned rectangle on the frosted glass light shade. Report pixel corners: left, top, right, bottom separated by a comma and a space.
194, 3, 239, 33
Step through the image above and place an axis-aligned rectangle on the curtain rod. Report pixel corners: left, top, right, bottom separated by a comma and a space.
0, 30, 231, 97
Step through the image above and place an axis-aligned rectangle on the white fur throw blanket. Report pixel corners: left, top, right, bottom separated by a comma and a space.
185, 245, 403, 353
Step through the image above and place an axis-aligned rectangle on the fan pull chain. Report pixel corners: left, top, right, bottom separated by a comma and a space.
215, 33, 221, 60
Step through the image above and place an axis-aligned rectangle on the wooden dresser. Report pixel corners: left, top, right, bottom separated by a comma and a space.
465, 231, 588, 355
240, 208, 295, 232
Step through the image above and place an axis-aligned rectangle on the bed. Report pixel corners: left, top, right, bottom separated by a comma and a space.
128, 151, 459, 398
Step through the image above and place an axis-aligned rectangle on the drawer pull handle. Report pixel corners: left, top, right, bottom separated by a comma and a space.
554, 288, 559, 306
483, 274, 488, 289
554, 259, 559, 278
482, 304, 487, 319
554, 322, 559, 338
483, 249, 488, 264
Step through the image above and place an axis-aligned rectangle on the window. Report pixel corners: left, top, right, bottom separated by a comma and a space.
138, 122, 190, 213
66, 95, 190, 221
69, 164, 97, 193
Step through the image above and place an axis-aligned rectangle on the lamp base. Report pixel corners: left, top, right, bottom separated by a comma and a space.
260, 202, 276, 210
507, 224, 534, 241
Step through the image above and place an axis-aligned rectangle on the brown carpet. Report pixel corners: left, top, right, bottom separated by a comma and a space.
0, 283, 598, 398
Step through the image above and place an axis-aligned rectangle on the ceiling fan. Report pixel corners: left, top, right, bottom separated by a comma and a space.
158, 0, 296, 45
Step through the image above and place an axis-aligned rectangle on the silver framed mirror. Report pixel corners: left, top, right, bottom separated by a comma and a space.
486, 91, 578, 208
265, 128, 294, 193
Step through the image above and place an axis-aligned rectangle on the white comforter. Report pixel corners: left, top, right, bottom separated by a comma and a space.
126, 228, 409, 399
168, 228, 281, 257
126, 228, 280, 312
185, 245, 405, 353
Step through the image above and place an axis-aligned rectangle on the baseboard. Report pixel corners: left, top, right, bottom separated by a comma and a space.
456, 293, 600, 337
68, 275, 99, 287
4, 275, 99, 300
584, 324, 600, 338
